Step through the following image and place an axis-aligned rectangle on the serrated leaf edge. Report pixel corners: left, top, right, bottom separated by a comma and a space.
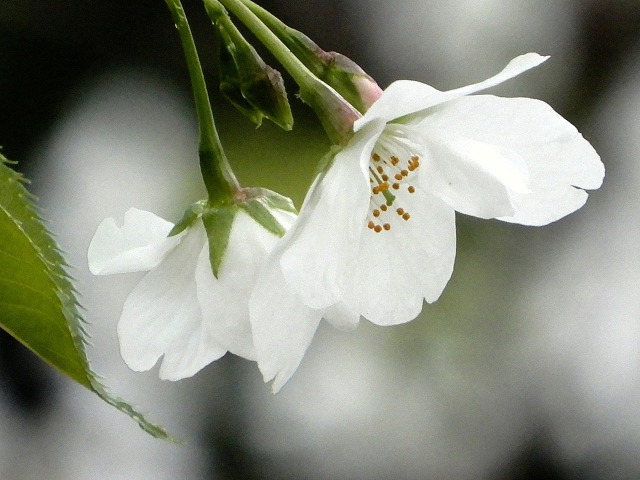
0, 156, 175, 441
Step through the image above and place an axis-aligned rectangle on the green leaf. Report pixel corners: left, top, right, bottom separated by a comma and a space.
0, 155, 172, 440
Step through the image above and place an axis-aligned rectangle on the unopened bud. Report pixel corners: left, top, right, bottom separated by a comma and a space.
324, 52, 383, 111
298, 81, 361, 145
243, 1, 382, 113
207, 2, 293, 130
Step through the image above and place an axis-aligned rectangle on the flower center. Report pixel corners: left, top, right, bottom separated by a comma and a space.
367, 143, 420, 233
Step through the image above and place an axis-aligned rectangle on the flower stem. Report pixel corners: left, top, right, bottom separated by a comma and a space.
164, 0, 239, 204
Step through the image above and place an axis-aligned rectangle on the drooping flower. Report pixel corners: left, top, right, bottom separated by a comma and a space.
250, 53, 605, 392
89, 196, 295, 381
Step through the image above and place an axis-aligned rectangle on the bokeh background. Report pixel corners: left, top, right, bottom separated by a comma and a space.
2, 0, 640, 478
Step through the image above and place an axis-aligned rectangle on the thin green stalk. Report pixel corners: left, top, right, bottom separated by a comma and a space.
164, 0, 239, 203
236, 0, 323, 72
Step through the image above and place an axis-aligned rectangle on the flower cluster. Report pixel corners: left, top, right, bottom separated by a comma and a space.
89, 53, 603, 392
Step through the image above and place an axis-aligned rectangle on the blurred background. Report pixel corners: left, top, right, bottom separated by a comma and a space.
1, 0, 639, 478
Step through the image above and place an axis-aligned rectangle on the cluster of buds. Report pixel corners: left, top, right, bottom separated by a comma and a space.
205, 0, 381, 144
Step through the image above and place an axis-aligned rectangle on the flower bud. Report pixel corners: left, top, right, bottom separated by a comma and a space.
207, 2, 293, 130
298, 81, 361, 145
243, 1, 382, 113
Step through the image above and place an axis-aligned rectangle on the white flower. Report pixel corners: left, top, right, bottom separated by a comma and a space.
250, 53, 605, 392
88, 206, 295, 381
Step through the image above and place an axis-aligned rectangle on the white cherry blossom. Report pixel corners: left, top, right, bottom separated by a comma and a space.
89, 206, 294, 381
250, 53, 605, 392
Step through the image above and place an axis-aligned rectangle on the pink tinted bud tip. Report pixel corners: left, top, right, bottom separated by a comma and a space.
355, 76, 383, 111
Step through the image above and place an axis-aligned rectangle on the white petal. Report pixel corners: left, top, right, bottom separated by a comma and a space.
416, 128, 530, 219
355, 80, 442, 131
499, 187, 589, 226
88, 208, 182, 275
356, 53, 548, 129
250, 250, 323, 393
418, 95, 604, 225
117, 221, 226, 380
324, 302, 360, 331
279, 122, 384, 309
342, 189, 457, 326
196, 211, 285, 361
444, 53, 549, 101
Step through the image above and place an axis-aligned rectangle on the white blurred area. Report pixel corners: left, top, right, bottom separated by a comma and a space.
1, 0, 638, 479
354, 0, 578, 103
514, 45, 640, 478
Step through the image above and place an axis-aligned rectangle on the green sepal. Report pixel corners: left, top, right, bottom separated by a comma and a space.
241, 0, 382, 113
239, 188, 296, 237
168, 199, 207, 237
201, 204, 239, 277
0, 155, 172, 441
206, 0, 293, 130
246, 187, 296, 213
184, 186, 296, 278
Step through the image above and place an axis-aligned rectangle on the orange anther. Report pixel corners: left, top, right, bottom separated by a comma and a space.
402, 213, 411, 221
373, 209, 380, 217
368, 221, 375, 229
374, 225, 382, 233
394, 173, 403, 181
392, 183, 400, 190
372, 153, 381, 162
380, 204, 388, 211
408, 186, 416, 194
396, 208, 405, 215
376, 166, 384, 174
383, 223, 391, 231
